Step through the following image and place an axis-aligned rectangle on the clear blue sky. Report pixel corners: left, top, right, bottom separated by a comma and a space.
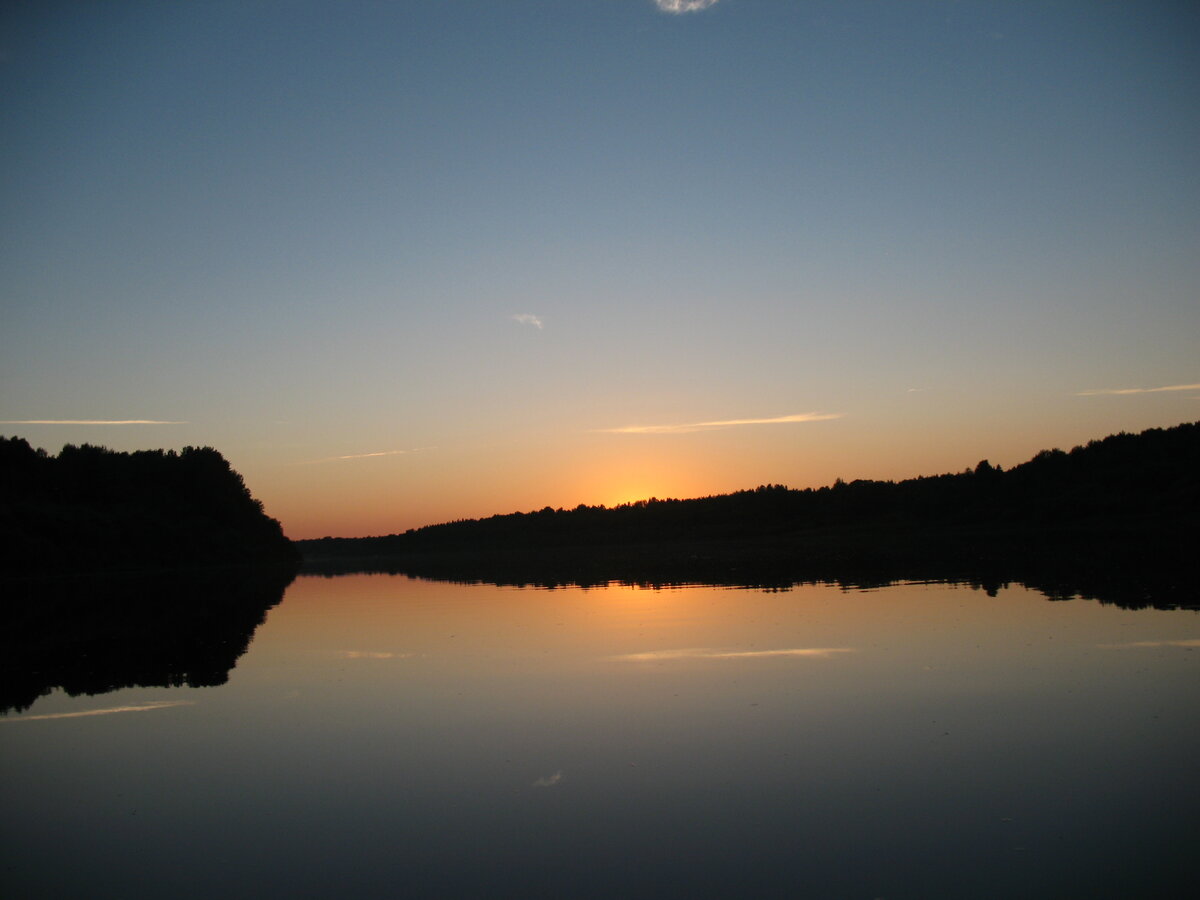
3, 1, 1197, 538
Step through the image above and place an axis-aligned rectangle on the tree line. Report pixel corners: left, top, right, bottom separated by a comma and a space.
0, 438, 297, 574
301, 421, 1198, 560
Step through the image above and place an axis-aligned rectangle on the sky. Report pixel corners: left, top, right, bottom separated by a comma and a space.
2, 0, 1197, 539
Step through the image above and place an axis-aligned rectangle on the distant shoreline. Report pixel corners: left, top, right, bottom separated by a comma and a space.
297, 521, 1195, 612
298, 421, 1198, 592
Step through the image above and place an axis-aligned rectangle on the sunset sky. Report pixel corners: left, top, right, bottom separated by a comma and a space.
2, 1, 1197, 539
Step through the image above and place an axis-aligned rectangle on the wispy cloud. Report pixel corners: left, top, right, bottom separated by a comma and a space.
327, 449, 409, 461
512, 313, 543, 329
336, 651, 410, 659
297, 448, 431, 465
0, 419, 186, 425
654, 0, 720, 13
1097, 638, 1200, 649
600, 412, 843, 435
611, 647, 855, 662
1076, 383, 1200, 396
1, 700, 193, 722
533, 771, 563, 788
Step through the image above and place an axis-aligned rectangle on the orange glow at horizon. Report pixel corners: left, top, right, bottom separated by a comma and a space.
262, 446, 725, 539
573, 452, 716, 510
253, 427, 933, 539
246, 411, 1195, 541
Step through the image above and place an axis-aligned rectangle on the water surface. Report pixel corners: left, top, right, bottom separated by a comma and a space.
3, 574, 1197, 898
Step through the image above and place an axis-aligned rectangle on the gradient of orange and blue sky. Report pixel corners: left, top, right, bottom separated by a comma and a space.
2, 1, 1197, 538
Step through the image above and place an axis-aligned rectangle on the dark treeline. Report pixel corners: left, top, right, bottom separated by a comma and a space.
301, 421, 1198, 567
0, 566, 295, 714
0, 437, 297, 574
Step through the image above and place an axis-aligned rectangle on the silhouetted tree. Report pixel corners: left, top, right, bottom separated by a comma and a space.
0, 437, 297, 574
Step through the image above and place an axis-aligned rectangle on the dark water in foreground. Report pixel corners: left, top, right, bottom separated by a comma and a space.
2, 573, 1197, 898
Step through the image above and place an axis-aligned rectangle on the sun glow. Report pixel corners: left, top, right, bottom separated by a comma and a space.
582, 455, 698, 509
603, 484, 668, 508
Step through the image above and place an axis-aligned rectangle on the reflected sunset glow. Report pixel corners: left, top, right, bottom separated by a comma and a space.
5, 571, 1198, 898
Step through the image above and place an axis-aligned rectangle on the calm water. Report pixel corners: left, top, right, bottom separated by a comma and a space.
3, 573, 1198, 899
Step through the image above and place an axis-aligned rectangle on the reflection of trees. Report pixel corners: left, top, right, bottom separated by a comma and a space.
0, 566, 296, 714
301, 546, 1195, 612
0, 438, 296, 574
299, 422, 1198, 611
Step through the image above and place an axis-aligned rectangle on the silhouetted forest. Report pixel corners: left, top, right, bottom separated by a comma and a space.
301, 422, 1198, 580
0, 566, 295, 713
0, 438, 297, 574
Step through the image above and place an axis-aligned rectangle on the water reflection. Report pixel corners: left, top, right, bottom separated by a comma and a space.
2, 567, 1196, 898
304, 552, 1196, 611
0, 700, 194, 723
0, 565, 295, 714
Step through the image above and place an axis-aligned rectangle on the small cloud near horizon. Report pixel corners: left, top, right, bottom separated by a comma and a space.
600, 412, 843, 435
532, 771, 563, 788
0, 419, 187, 425
1076, 382, 1200, 396
512, 313, 543, 329
654, 0, 720, 13
296, 448, 432, 465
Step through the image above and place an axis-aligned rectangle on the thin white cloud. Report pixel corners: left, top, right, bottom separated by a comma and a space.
512, 313, 544, 329
329, 449, 408, 461
611, 647, 855, 662
1076, 383, 1200, 396
0, 419, 186, 425
655, 0, 720, 13
1097, 639, 1200, 649
1, 700, 193, 722
600, 412, 843, 435
296, 448, 430, 465
533, 771, 563, 788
